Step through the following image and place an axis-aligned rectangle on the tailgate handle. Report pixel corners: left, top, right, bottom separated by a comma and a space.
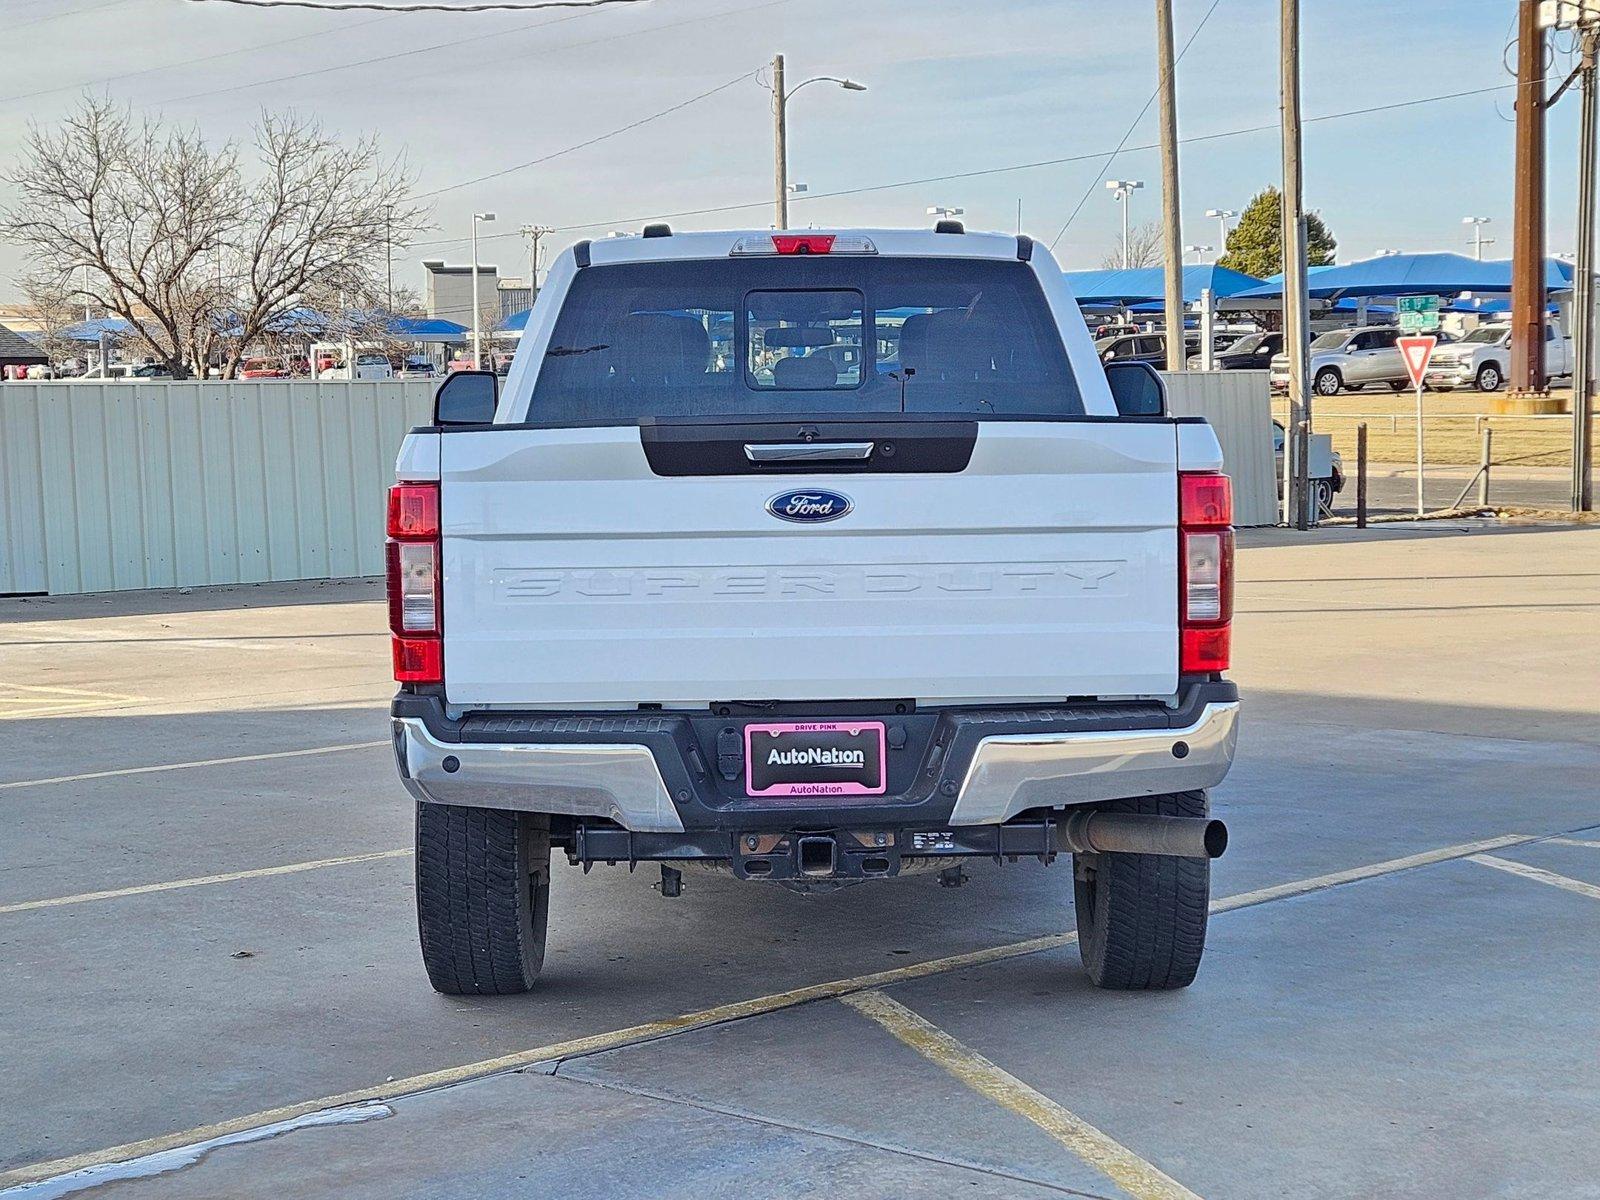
744, 441, 874, 463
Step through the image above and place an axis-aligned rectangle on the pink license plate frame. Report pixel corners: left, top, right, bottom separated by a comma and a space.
744, 720, 887, 798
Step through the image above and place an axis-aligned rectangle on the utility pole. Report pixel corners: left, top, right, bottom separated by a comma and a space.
1510, 0, 1549, 397
1572, 22, 1598, 510
520, 224, 554, 292
1280, 0, 1312, 527
1463, 216, 1494, 261
772, 53, 788, 230
1156, 0, 1185, 372
384, 204, 394, 311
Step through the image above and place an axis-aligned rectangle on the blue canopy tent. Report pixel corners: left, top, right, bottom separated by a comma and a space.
496, 309, 530, 336
384, 316, 468, 342
62, 317, 134, 342
1062, 264, 1265, 307
1232, 252, 1573, 301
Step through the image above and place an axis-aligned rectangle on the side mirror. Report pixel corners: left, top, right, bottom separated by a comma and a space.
1104, 360, 1167, 416
434, 369, 498, 426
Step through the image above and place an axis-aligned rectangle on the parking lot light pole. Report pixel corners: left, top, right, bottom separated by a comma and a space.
1186, 244, 1212, 263
1206, 208, 1237, 254
1105, 180, 1144, 269
927, 205, 964, 223
771, 55, 866, 230
471, 211, 495, 370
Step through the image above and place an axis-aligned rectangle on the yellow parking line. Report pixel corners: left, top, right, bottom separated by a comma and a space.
0, 850, 413, 916
0, 740, 389, 792
842, 989, 1201, 1200
0, 831, 1540, 1189
1468, 854, 1600, 901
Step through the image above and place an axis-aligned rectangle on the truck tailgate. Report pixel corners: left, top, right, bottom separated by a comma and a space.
438, 421, 1180, 707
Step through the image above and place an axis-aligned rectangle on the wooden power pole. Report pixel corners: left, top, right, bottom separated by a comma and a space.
772, 53, 789, 231
1510, 0, 1549, 397
1157, 0, 1186, 372
1280, 0, 1311, 527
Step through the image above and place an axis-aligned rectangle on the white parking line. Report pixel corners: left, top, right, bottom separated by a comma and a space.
1208, 833, 1537, 914
1468, 854, 1600, 901
0, 850, 413, 916
843, 989, 1202, 1200
1546, 837, 1600, 849
0, 831, 1540, 1190
0, 740, 389, 792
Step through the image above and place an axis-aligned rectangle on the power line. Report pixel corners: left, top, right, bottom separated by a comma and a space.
410, 78, 1516, 252
149, 0, 785, 108
185, 0, 648, 11
415, 71, 755, 200
0, 12, 399, 105
12, 0, 140, 30
1048, 0, 1224, 250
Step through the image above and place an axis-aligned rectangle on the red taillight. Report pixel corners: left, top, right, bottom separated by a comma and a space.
1179, 472, 1233, 675
770, 233, 835, 255
386, 481, 441, 684
387, 483, 439, 539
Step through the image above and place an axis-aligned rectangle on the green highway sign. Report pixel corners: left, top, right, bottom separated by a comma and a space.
1397, 295, 1442, 332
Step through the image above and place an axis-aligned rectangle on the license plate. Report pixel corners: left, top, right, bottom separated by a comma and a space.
744, 721, 886, 798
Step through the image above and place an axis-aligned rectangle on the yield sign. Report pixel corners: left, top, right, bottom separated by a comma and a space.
1397, 335, 1437, 389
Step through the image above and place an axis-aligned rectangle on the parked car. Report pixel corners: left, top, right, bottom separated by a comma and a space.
1425, 322, 1571, 392
1188, 331, 1282, 371
354, 352, 394, 381
1272, 419, 1344, 514
128, 362, 171, 379
239, 358, 288, 379
1270, 325, 1453, 396
1094, 331, 1201, 366
391, 226, 1239, 997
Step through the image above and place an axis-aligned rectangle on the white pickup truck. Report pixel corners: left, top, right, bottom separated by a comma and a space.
388, 226, 1239, 997
1425, 322, 1572, 392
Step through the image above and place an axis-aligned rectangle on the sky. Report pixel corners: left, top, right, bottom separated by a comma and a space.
0, 0, 1587, 302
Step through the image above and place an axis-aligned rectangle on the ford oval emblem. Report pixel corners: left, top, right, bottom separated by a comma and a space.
766, 489, 853, 524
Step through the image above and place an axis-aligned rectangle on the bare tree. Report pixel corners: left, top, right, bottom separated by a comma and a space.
1100, 220, 1164, 270
1, 98, 240, 377
15, 269, 85, 372
1, 97, 427, 379
222, 112, 426, 377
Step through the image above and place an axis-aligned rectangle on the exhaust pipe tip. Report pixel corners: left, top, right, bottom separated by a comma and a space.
1062, 810, 1229, 859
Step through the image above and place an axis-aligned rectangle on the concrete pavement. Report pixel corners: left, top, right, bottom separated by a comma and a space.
1, 521, 1597, 1198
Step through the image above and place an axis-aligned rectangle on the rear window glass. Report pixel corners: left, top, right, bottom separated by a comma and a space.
528, 257, 1083, 421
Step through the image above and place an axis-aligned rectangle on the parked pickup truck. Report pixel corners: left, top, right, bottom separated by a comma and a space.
1425, 322, 1571, 392
389, 226, 1239, 997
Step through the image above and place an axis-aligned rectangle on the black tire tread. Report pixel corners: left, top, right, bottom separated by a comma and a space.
1073, 791, 1210, 991
415, 803, 549, 995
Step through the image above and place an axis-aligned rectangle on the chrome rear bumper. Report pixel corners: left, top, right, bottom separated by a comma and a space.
947, 701, 1239, 825
393, 698, 1239, 835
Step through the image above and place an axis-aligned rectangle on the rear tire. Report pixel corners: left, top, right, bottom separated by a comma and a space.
1313, 368, 1342, 396
1073, 791, 1211, 990
416, 803, 551, 995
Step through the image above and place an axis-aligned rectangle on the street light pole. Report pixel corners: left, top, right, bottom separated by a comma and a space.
1186, 244, 1213, 263
1206, 208, 1238, 254
1105, 181, 1144, 269
770, 55, 867, 231
471, 211, 495, 370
